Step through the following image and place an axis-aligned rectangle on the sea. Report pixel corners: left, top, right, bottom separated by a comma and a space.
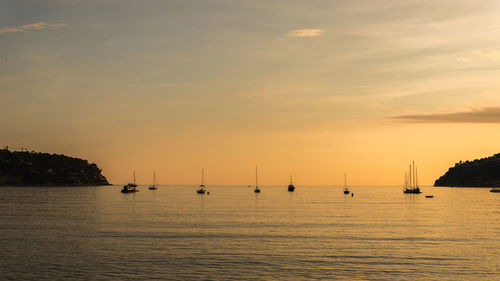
0, 185, 498, 280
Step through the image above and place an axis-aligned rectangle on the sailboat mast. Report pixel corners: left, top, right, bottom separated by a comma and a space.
409, 164, 412, 189
153, 172, 156, 187
413, 161, 416, 189
416, 167, 418, 188
134, 171, 136, 185
290, 174, 293, 185
255, 165, 258, 187
202, 169, 204, 186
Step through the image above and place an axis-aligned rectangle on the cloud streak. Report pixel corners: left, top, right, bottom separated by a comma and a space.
0, 22, 68, 34
286, 28, 325, 37
391, 107, 500, 123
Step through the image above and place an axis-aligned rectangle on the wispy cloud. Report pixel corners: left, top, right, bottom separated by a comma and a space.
0, 22, 68, 34
0, 26, 26, 33
456, 49, 500, 62
456, 57, 471, 62
286, 28, 325, 37
391, 107, 500, 123
472, 49, 500, 59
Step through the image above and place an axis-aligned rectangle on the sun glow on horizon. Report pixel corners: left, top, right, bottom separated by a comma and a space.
2, 1, 500, 186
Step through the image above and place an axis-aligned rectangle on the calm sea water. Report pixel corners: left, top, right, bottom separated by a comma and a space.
0, 185, 498, 280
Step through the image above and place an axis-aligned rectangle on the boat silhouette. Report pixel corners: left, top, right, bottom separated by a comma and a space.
121, 171, 138, 193
288, 175, 295, 192
254, 166, 260, 193
148, 172, 157, 190
403, 161, 421, 194
343, 172, 350, 194
197, 169, 207, 194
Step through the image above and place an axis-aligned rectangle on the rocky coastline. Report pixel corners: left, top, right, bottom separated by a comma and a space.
434, 153, 500, 187
0, 148, 110, 186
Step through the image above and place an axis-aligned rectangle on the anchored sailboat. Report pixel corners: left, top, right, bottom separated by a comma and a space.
148, 172, 157, 190
254, 166, 260, 193
343, 172, 350, 194
121, 171, 138, 193
197, 169, 207, 194
288, 175, 295, 192
403, 161, 421, 194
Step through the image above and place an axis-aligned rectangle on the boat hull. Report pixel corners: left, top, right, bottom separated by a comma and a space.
121, 183, 138, 193
121, 189, 138, 193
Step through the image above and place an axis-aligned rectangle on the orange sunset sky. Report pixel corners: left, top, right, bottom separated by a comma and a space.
2, 1, 500, 185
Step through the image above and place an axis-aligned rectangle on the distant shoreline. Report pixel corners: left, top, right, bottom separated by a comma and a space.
0, 148, 110, 186
434, 152, 500, 188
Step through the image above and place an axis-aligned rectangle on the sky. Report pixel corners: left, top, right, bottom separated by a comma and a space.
2, 0, 500, 186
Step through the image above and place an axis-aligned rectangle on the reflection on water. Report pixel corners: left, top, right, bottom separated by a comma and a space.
0, 185, 498, 280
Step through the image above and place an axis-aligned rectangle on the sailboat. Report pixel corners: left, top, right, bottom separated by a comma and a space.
288, 175, 295, 192
343, 172, 350, 194
254, 166, 260, 193
121, 171, 139, 193
197, 169, 207, 194
148, 172, 157, 190
403, 161, 421, 194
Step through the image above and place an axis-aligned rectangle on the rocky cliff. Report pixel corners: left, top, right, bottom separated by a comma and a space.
0, 148, 110, 186
434, 153, 500, 187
